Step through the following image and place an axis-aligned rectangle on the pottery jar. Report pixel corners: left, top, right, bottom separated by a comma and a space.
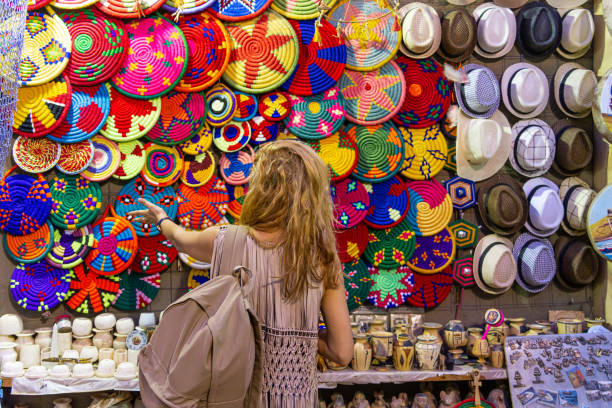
394, 324, 410, 337
0, 342, 17, 370
507, 317, 526, 336
415, 335, 440, 370
20, 344, 40, 368
324, 357, 347, 371
393, 334, 414, 371
351, 323, 360, 336
138, 312, 155, 328
489, 343, 504, 368
421, 322, 443, 343
72, 318, 93, 337
93, 329, 113, 349
57, 332, 72, 356
14, 330, 35, 353
557, 319, 583, 334
127, 348, 140, 365
370, 331, 394, 361
115, 318, 135, 336
99, 348, 114, 361
367, 319, 386, 334
113, 348, 127, 365
40, 347, 52, 361
443, 320, 467, 351
113, 334, 128, 350
80, 346, 98, 363
525, 324, 546, 336
94, 313, 116, 331
467, 328, 483, 356
55, 315, 72, 334
486, 327, 504, 345
472, 338, 490, 364
352, 334, 372, 371
34, 327, 52, 349
535, 320, 553, 334
0, 314, 23, 336
585, 317, 605, 329
72, 335, 93, 354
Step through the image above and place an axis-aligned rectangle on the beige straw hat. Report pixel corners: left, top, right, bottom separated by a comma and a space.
473, 234, 517, 295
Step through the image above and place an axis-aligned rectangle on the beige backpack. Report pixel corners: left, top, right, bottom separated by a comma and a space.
138, 226, 263, 407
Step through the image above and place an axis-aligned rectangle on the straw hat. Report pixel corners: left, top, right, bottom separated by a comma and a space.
494, 0, 528, 9
523, 177, 564, 237
513, 233, 556, 293
553, 63, 597, 119
546, 0, 588, 9
446, 0, 476, 5
398, 3, 441, 59
457, 110, 511, 182
558, 177, 596, 236
501, 63, 549, 119
473, 4, 516, 59
438, 9, 477, 63
556, 8, 594, 59
554, 235, 601, 289
509, 119, 556, 178
515, 1, 562, 61
477, 173, 528, 236
473, 234, 517, 295
455, 64, 500, 119
551, 120, 593, 177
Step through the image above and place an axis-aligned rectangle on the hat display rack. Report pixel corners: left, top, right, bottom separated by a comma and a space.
1, 0, 607, 328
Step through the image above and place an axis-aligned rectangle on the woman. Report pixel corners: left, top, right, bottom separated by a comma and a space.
131, 140, 353, 407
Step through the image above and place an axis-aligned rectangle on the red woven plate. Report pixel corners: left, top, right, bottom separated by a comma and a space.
130, 234, 177, 275
335, 222, 368, 263
405, 266, 453, 309
177, 175, 229, 230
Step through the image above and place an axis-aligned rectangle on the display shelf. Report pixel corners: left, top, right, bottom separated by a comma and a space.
7, 376, 139, 395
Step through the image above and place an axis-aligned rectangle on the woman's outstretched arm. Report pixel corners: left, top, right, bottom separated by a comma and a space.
319, 279, 353, 366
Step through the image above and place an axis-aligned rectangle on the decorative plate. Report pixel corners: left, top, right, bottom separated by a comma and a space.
363, 175, 409, 229
226, 184, 248, 218
248, 116, 279, 145
258, 91, 291, 121
146, 92, 207, 146
219, 145, 254, 185
212, 120, 251, 152
10, 260, 70, 312
331, 178, 369, 229
180, 124, 213, 155
271, 0, 335, 19
181, 151, 216, 187
405, 266, 453, 309
141, 143, 184, 187
161, 0, 215, 15
306, 131, 358, 182
335, 222, 368, 263
179, 251, 211, 269
4, 221, 54, 264
405, 179, 453, 237
234, 93, 258, 122
46, 225, 93, 269
81, 135, 121, 182
406, 227, 456, 274
64, 264, 119, 315
177, 175, 229, 230
586, 183, 612, 261
56, 139, 95, 175
363, 218, 416, 269
367, 265, 414, 309
113, 269, 160, 311
343, 258, 370, 311
130, 234, 177, 275
12, 136, 60, 173
112, 140, 145, 181
399, 125, 448, 180
96, 0, 167, 21
187, 268, 210, 289
49, 174, 102, 230
209, 0, 273, 22
284, 88, 346, 140
206, 83, 236, 127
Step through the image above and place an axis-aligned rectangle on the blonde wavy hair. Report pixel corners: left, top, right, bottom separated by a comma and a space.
240, 140, 341, 301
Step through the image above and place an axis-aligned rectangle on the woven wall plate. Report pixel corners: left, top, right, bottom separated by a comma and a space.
223, 11, 299, 93
306, 131, 358, 182
64, 264, 119, 315
115, 176, 178, 237
226, 184, 248, 218
399, 125, 448, 180
284, 88, 346, 140
20, 9, 72, 86
28, 0, 53, 10
234, 93, 258, 122
13, 73, 71, 137
146, 91, 207, 146
212, 120, 251, 152
445, 144, 457, 173
130, 234, 177, 275
219, 144, 254, 185
113, 269, 160, 311
393, 57, 452, 129
405, 266, 453, 309
335, 222, 368, 262
177, 175, 229, 230
447, 219, 477, 249
141, 143, 184, 187
175, 12, 231, 92
444, 177, 476, 210
209, 0, 273, 21
80, 135, 120, 182
343, 258, 370, 311
405, 179, 453, 237
112, 140, 145, 180
49, 174, 102, 229
12, 136, 60, 173
96, 0, 165, 19
363, 218, 415, 269
332, 178, 369, 229
271, 0, 335, 19
179, 251, 211, 269
161, 0, 215, 16
339, 61, 406, 125
367, 265, 414, 309
187, 268, 210, 290
85, 206, 138, 276
0, 167, 52, 236
110, 16, 187, 98
180, 124, 213, 155
60, 8, 127, 85
248, 116, 279, 145
328, 0, 400, 72
4, 221, 54, 264
206, 83, 237, 127
100, 84, 161, 142
346, 122, 405, 182
363, 175, 409, 229
258, 91, 291, 121
181, 151, 215, 187
10, 260, 70, 312
452, 256, 475, 288
56, 139, 94, 175
46, 225, 93, 269
48, 83, 110, 143
406, 227, 456, 274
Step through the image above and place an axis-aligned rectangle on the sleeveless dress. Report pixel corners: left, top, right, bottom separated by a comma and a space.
210, 225, 323, 408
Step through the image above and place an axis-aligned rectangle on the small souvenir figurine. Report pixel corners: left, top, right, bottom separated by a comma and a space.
329, 393, 346, 408
533, 367, 543, 384
514, 371, 525, 388
419, 383, 437, 408
411, 393, 431, 408
349, 392, 370, 408
438, 386, 460, 408
487, 389, 507, 408
390, 393, 408, 408
372, 391, 389, 408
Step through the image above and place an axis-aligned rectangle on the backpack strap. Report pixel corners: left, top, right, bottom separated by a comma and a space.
219, 225, 248, 274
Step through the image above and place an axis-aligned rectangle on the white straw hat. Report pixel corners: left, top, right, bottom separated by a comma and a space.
523, 177, 564, 237
473, 234, 517, 295
399, 3, 441, 59
473, 3, 516, 59
553, 63, 597, 118
558, 177, 596, 236
557, 8, 594, 59
446, 0, 476, 5
546, 0, 588, 9
509, 119, 556, 178
501, 63, 549, 119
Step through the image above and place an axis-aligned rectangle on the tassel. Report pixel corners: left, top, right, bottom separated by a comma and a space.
136, 0, 145, 18
172, 0, 184, 22
312, 23, 321, 44
392, 14, 400, 32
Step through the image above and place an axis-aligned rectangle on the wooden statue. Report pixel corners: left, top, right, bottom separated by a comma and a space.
411, 393, 431, 408
372, 390, 389, 408
418, 383, 437, 408
487, 389, 507, 408
349, 391, 371, 408
329, 393, 346, 408
438, 386, 460, 408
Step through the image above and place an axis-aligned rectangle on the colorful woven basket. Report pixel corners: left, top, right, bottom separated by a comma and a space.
179, 251, 211, 269
12, 136, 60, 173
328, 0, 400, 71
226, 184, 248, 218
393, 57, 452, 129
0, 167, 52, 236
367, 265, 414, 309
400, 125, 448, 180
271, 0, 335, 19
13, 73, 71, 137
223, 11, 299, 93
187, 268, 210, 290
306, 131, 358, 182
28, 0, 53, 10
52, 0, 101, 10
4, 221, 54, 264
115, 176, 178, 237
60, 8, 127, 85
81, 136, 121, 182
95, 0, 166, 20
85, 205, 138, 276
332, 178, 369, 229
175, 12, 230, 92
110, 16, 188, 99
406, 227, 456, 274
177, 175, 229, 229
20, 9, 72, 86
343, 258, 370, 311
219, 145, 254, 185
181, 151, 215, 187
405, 180, 453, 237
48, 83, 111, 143
100, 84, 161, 142
49, 174, 102, 229
363, 175, 409, 229
46, 225, 93, 269
213, 120, 252, 152
113, 269, 160, 311
112, 140, 145, 181
363, 218, 416, 269
258, 91, 291, 121
10, 260, 70, 312
234, 93, 258, 122
339, 61, 406, 125
180, 124, 213, 155
141, 143, 184, 187
130, 234, 177, 275
206, 84, 237, 127
64, 264, 119, 315
335, 222, 368, 262
284, 89, 346, 140
56, 139, 95, 175
209, 0, 272, 22
405, 266, 453, 309
346, 122, 404, 183
146, 92, 207, 146
248, 116, 279, 145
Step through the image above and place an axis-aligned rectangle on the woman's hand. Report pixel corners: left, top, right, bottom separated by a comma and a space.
127, 198, 168, 225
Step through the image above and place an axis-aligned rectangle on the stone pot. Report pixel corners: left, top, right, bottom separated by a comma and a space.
393, 334, 414, 371
367, 319, 386, 334
92, 329, 113, 349
113, 334, 128, 350
557, 319, 583, 334
472, 338, 490, 364
72, 335, 93, 354
415, 335, 440, 370
370, 331, 394, 361
585, 318, 605, 329
443, 320, 467, 351
507, 317, 526, 336
525, 324, 546, 336
34, 327, 52, 349
352, 334, 372, 371
421, 322, 442, 343
14, 330, 35, 353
